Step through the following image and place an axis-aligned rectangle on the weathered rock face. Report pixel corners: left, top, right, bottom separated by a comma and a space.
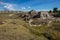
41, 12, 51, 19
29, 10, 37, 18
29, 18, 51, 26
0, 11, 52, 23
28, 11, 52, 26
28, 11, 51, 19
0, 11, 52, 19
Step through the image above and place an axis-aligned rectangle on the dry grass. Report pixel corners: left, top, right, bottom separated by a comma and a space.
0, 13, 60, 40
0, 19, 32, 40
0, 19, 48, 40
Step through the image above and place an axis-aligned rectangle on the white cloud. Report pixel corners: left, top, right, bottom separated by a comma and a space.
28, 6, 31, 8
21, 7, 26, 10
4, 4, 15, 10
0, 1, 15, 11
0, 1, 31, 11
21, 6, 31, 10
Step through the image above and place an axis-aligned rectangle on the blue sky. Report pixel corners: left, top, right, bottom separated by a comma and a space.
0, 0, 60, 11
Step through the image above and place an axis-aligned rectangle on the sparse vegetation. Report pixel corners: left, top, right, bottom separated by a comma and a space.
48, 8, 60, 17
0, 9, 60, 40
